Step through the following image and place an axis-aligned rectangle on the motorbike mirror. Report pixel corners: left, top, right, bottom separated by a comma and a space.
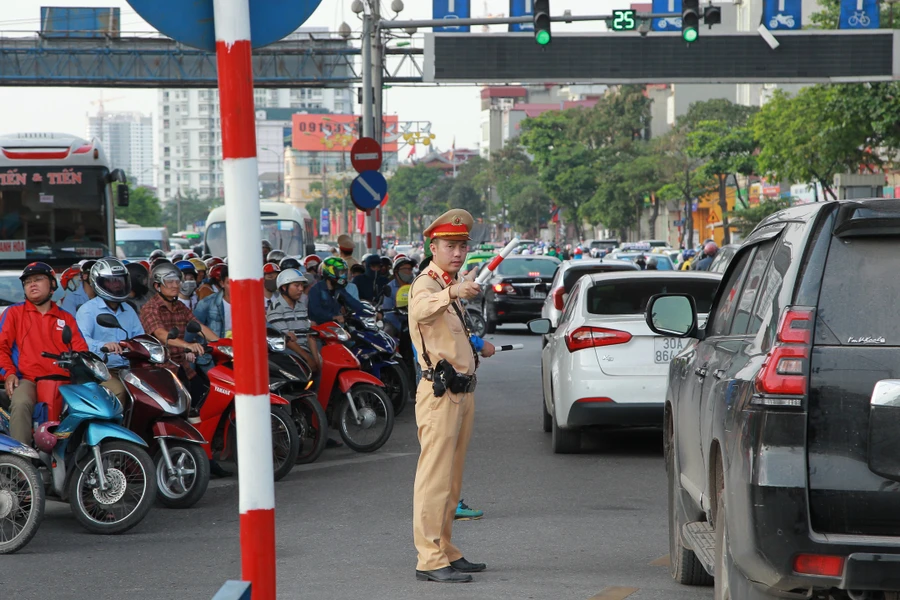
167, 327, 179, 340
62, 325, 72, 347
96, 313, 124, 331
186, 321, 202, 335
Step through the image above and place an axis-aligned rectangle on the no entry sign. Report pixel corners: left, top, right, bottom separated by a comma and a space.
351, 137, 383, 173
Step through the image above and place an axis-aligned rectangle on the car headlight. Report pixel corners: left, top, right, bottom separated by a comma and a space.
218, 345, 234, 358
138, 338, 167, 363
267, 334, 286, 352
88, 358, 110, 382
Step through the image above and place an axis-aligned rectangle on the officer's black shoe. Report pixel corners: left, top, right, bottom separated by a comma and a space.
450, 558, 487, 573
209, 460, 233, 478
415, 567, 473, 583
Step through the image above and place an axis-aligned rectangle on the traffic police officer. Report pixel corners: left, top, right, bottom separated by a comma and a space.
410, 209, 495, 583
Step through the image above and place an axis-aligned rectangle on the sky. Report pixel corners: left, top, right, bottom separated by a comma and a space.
0, 0, 620, 161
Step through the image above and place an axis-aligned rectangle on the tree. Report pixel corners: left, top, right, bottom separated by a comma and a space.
655, 129, 714, 249
116, 185, 162, 227
387, 164, 442, 227
730, 197, 792, 235
163, 190, 221, 233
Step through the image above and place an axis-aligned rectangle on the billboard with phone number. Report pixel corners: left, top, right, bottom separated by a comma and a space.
291, 115, 400, 153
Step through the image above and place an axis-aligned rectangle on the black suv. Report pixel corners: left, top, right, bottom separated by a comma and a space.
645, 199, 900, 599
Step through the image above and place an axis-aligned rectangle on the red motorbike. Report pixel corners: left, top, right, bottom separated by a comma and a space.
311, 322, 394, 453
95, 313, 209, 509
187, 322, 300, 481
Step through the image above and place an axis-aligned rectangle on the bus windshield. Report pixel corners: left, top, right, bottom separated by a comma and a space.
205, 219, 304, 258
0, 166, 110, 263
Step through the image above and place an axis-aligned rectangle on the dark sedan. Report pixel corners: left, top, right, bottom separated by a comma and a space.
479, 255, 560, 333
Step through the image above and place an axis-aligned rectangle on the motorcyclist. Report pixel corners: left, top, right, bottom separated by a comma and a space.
381, 255, 416, 315
635, 254, 647, 270
303, 255, 323, 282
266, 268, 320, 372
0, 262, 89, 445
125, 262, 152, 312
175, 260, 200, 310
263, 262, 280, 310
196, 257, 225, 301
261, 239, 273, 264
149, 249, 166, 262
189, 257, 208, 286
679, 249, 696, 271
60, 259, 97, 315
75, 258, 144, 404
692, 242, 719, 271
352, 254, 390, 303
194, 264, 236, 339
267, 249, 286, 265
307, 257, 367, 326
646, 257, 658, 270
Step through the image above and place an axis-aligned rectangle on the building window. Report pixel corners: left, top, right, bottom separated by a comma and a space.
309, 161, 321, 175
163, 106, 169, 116
164, 175, 171, 184
163, 160, 170, 169
163, 91, 170, 100
163, 146, 170, 157
164, 187, 170, 196
163, 119, 170, 128
199, 132, 209, 142
163, 133, 170, 143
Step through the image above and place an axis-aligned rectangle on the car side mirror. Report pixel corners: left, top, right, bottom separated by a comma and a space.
645, 294, 698, 338
527, 318, 554, 335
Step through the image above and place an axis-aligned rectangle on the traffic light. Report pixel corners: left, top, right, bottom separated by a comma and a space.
703, 5, 722, 25
682, 0, 700, 42
534, 0, 551, 45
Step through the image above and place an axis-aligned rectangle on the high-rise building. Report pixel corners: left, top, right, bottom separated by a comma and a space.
86, 111, 154, 187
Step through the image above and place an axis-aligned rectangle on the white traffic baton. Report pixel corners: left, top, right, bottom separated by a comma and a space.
475, 237, 521, 286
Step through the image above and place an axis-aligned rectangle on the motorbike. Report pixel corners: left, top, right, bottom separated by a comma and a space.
0, 423, 45, 554
265, 327, 328, 465
463, 299, 486, 338
0, 326, 157, 535
310, 321, 394, 452
345, 309, 412, 417
188, 322, 300, 480
95, 313, 209, 509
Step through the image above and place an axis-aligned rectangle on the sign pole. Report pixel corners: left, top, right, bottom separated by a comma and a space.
212, 1, 276, 598
362, 4, 376, 253
373, 3, 385, 251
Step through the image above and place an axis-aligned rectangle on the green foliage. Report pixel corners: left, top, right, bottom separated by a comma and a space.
163, 190, 221, 233
809, 0, 900, 29
730, 197, 793, 235
116, 185, 162, 227
387, 163, 443, 222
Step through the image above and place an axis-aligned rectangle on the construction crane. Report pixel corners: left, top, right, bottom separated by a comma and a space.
481, 0, 506, 32
88, 93, 125, 138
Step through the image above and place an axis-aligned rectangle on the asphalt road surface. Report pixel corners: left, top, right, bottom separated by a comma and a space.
4, 325, 714, 600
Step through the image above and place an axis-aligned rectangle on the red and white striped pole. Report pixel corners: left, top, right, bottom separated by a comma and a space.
212, 1, 276, 599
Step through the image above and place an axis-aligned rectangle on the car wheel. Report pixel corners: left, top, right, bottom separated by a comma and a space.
482, 300, 497, 334
551, 410, 580, 454
541, 373, 551, 433
667, 426, 713, 586
714, 489, 771, 599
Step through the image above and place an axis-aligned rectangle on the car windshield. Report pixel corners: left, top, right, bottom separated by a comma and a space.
496, 258, 558, 277
562, 264, 636, 291
613, 254, 674, 270
205, 219, 304, 257
0, 274, 64, 307
586, 278, 719, 315
116, 239, 163, 259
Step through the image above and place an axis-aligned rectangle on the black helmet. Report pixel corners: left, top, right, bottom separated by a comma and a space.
171, 252, 184, 263
20, 262, 58, 291
267, 249, 286, 264
90, 258, 131, 303
380, 257, 393, 269
279, 256, 301, 270
149, 249, 166, 261
126, 262, 149, 298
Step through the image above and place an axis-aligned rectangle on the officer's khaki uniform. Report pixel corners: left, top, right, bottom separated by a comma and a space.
409, 261, 477, 572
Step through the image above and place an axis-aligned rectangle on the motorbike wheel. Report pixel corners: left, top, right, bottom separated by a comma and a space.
271, 406, 300, 481
292, 394, 328, 465
68, 440, 157, 535
381, 362, 411, 417
337, 384, 394, 453
154, 442, 210, 509
466, 309, 486, 338
0, 454, 45, 554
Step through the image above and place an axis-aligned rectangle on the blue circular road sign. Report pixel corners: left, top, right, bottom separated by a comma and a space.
126, 0, 324, 52
350, 171, 388, 212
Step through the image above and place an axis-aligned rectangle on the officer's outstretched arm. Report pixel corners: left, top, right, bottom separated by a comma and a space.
409, 277, 452, 325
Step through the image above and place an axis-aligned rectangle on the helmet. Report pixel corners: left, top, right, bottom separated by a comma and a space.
34, 421, 61, 453
20, 262, 58, 291
201, 254, 212, 261
175, 260, 197, 277
126, 262, 150, 298
60, 266, 81, 292
171, 253, 184, 263
205, 256, 224, 269
78, 259, 97, 274
279, 257, 301, 270
276, 268, 308, 289
138, 260, 151, 271
704, 242, 719, 256
395, 284, 411, 309
267, 249, 286, 264
150, 257, 172, 271
208, 263, 228, 283
149, 249, 166, 261
303, 255, 322, 270
263, 262, 281, 275
682, 249, 696, 260
261, 239, 273, 252
151, 262, 183, 288
89, 258, 131, 303
321, 257, 349, 287
364, 254, 381, 269
393, 255, 416, 271
189, 258, 207, 274
183, 251, 199, 260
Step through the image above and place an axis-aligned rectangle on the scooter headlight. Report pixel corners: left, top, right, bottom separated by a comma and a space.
87, 358, 110, 382
267, 334, 286, 352
138, 338, 166, 364
329, 325, 351, 342
218, 345, 234, 359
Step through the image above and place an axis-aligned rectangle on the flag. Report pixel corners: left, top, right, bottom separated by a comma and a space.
450, 136, 456, 161
407, 145, 416, 159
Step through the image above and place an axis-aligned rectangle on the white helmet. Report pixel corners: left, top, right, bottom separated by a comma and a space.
276, 268, 308, 289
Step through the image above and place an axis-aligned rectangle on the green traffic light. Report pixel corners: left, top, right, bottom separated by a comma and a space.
536, 30, 551, 45
682, 27, 698, 42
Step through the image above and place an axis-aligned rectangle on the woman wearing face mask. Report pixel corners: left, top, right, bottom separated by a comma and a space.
380, 255, 416, 317
174, 260, 200, 310
263, 262, 281, 310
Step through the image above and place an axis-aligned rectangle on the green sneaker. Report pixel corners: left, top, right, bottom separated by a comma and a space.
455, 499, 484, 520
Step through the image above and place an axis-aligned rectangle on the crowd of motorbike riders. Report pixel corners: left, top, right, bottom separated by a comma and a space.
0, 239, 428, 551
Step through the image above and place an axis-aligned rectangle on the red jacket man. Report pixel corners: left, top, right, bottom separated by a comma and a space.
0, 262, 88, 445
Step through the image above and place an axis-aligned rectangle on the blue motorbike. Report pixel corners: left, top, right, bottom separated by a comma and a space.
0, 326, 158, 535
0, 425, 44, 553
346, 309, 412, 417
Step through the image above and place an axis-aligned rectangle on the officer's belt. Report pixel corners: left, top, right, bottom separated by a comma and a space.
421, 369, 478, 393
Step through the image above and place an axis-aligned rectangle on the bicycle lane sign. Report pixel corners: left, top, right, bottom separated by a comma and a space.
840, 0, 879, 29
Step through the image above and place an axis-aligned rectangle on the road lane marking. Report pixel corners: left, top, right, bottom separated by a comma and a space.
588, 586, 639, 600
206, 452, 417, 488
650, 554, 670, 566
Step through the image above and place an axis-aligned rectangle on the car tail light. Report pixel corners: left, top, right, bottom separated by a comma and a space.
576, 397, 613, 403
754, 307, 814, 402
565, 326, 632, 352
493, 282, 516, 295
793, 553, 844, 577
552, 287, 566, 310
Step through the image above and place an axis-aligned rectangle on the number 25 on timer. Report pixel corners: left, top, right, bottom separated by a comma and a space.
612, 9, 636, 31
